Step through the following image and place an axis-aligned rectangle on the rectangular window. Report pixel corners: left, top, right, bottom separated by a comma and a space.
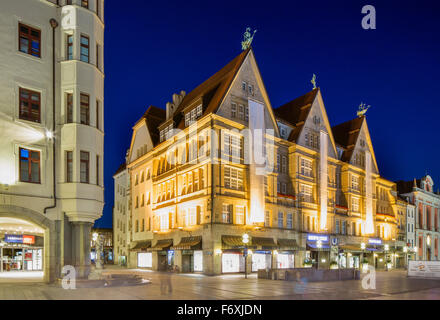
66, 151, 73, 182
231, 103, 237, 118
300, 158, 312, 177
286, 213, 293, 229
278, 212, 284, 228
223, 133, 242, 159
222, 204, 232, 223
238, 104, 244, 120
264, 211, 270, 227
80, 93, 90, 125
96, 155, 100, 185
352, 197, 359, 212
96, 44, 100, 69
282, 156, 287, 173
19, 88, 40, 123
282, 183, 287, 194
19, 148, 40, 183
188, 207, 197, 226
66, 93, 73, 123
351, 175, 359, 191
80, 151, 90, 183
96, 0, 100, 17
81, 0, 89, 8
335, 219, 340, 234
19, 23, 40, 57
342, 221, 346, 235
96, 100, 100, 129
160, 213, 169, 231
300, 184, 313, 203
224, 166, 243, 190
80, 35, 89, 63
235, 206, 245, 225
66, 34, 73, 60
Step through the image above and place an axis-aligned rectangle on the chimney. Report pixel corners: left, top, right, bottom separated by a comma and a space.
166, 91, 186, 120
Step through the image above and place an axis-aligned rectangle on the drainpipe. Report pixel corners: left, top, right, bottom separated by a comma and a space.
44, 18, 59, 214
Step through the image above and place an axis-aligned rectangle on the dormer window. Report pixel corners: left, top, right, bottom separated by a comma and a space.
185, 105, 203, 127
242, 82, 247, 91
160, 123, 174, 142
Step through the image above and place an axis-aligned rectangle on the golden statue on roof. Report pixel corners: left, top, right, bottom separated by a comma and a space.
241, 27, 257, 51
311, 74, 317, 89
357, 102, 370, 117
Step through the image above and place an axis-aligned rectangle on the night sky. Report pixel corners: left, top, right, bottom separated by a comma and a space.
94, 0, 440, 228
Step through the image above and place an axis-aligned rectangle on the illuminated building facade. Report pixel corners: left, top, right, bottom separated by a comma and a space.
0, 0, 104, 282
113, 163, 129, 266
397, 176, 440, 261
122, 48, 399, 274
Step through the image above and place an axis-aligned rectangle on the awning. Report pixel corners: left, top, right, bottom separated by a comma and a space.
307, 243, 330, 250
129, 240, 152, 251
277, 238, 300, 250
339, 244, 363, 252
252, 237, 278, 248
222, 235, 246, 248
366, 247, 381, 252
150, 239, 173, 251
172, 236, 202, 250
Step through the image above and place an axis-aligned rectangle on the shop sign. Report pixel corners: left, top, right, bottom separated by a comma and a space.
307, 234, 329, 242
4, 234, 35, 244
368, 238, 382, 245
330, 238, 339, 246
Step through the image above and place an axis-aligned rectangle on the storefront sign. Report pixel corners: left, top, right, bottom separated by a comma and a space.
368, 238, 382, 245
331, 238, 339, 246
4, 234, 35, 244
408, 261, 440, 278
307, 234, 329, 242
4, 234, 23, 243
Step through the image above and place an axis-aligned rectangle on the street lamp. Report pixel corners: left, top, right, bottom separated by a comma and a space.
242, 233, 250, 279
384, 244, 389, 271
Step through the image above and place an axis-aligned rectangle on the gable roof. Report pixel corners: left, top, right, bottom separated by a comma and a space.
396, 180, 417, 194
331, 116, 365, 162
142, 106, 166, 146
113, 162, 126, 177
174, 48, 251, 130
274, 88, 319, 142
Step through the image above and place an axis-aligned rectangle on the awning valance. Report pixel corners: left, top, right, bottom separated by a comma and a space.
222, 235, 246, 248
129, 240, 152, 251
172, 236, 202, 250
307, 243, 330, 250
150, 239, 173, 251
277, 238, 300, 249
252, 237, 277, 248
339, 244, 363, 252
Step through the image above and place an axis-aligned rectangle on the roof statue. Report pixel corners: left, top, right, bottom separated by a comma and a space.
311, 74, 317, 89
241, 27, 257, 51
357, 102, 370, 117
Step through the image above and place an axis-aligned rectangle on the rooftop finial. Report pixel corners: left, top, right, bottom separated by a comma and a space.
311, 74, 317, 89
241, 27, 257, 51
357, 102, 370, 117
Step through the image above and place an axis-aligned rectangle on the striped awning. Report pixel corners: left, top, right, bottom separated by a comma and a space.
129, 240, 152, 251
172, 236, 202, 250
150, 239, 173, 251
222, 235, 245, 247
277, 238, 300, 249
252, 237, 277, 248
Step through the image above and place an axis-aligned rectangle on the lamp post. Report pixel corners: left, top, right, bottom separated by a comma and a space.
316, 240, 322, 269
384, 244, 389, 271
242, 233, 250, 279
403, 246, 408, 269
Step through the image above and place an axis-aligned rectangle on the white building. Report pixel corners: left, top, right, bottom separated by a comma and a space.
113, 162, 129, 266
0, 0, 105, 282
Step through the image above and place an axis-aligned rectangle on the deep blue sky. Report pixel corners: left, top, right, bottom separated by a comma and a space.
94, 0, 440, 228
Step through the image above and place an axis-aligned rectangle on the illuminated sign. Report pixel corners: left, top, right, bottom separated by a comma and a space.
369, 238, 382, 245
4, 234, 35, 245
307, 234, 329, 242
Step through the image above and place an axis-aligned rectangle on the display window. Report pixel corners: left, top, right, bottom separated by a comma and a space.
277, 253, 294, 269
251, 252, 271, 272
138, 252, 152, 268
1, 248, 43, 272
222, 253, 244, 273
193, 250, 203, 272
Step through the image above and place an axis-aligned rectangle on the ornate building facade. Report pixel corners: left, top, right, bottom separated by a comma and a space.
119, 48, 400, 274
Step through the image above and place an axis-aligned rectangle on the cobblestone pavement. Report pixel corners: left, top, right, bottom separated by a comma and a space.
0, 267, 439, 300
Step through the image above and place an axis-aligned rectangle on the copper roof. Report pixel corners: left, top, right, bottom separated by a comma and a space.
143, 106, 166, 146
331, 116, 365, 162
274, 88, 319, 142
173, 48, 251, 130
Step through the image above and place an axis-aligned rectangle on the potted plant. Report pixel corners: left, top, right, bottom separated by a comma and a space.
303, 258, 313, 268
330, 260, 338, 269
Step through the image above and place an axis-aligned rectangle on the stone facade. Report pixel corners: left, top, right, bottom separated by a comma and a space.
0, 0, 105, 282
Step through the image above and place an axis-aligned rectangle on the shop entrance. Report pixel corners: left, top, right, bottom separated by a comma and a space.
0, 217, 45, 276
